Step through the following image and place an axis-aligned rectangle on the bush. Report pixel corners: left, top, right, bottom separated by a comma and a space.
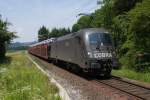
134, 53, 150, 72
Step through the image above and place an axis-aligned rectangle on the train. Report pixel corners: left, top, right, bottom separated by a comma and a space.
28, 28, 119, 77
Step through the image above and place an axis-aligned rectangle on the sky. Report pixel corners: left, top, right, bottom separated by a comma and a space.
0, 0, 99, 42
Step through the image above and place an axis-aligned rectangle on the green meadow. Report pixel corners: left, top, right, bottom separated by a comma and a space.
112, 68, 150, 83
0, 51, 61, 100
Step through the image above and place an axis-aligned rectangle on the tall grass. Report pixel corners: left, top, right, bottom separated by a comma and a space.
0, 51, 61, 100
112, 67, 150, 83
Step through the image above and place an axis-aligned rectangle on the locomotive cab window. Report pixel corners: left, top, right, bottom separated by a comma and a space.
89, 33, 112, 45
89, 33, 99, 44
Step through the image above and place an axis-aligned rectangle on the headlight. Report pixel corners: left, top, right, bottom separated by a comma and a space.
87, 52, 93, 58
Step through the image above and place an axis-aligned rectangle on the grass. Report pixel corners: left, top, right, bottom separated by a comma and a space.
112, 67, 150, 83
0, 51, 61, 100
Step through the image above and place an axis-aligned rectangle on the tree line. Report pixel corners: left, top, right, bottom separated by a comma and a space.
38, 0, 150, 72
38, 26, 70, 42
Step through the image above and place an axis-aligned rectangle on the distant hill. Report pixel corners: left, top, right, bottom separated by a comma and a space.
8, 41, 37, 50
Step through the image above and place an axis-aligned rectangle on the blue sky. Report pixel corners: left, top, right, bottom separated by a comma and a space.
0, 0, 99, 42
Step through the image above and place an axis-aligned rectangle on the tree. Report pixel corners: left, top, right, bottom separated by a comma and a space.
49, 28, 71, 38
124, 0, 150, 70
72, 16, 92, 32
38, 26, 49, 42
112, 0, 142, 15
0, 15, 16, 59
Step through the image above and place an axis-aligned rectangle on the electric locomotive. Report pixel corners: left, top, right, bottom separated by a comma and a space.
50, 28, 117, 76
29, 28, 118, 77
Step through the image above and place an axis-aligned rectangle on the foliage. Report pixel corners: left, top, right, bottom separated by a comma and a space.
119, 0, 150, 70
72, 16, 92, 32
38, 26, 70, 41
112, 67, 150, 83
0, 51, 61, 100
128, 0, 150, 52
38, 26, 49, 42
112, 0, 142, 15
90, 10, 103, 28
0, 15, 16, 59
49, 28, 70, 38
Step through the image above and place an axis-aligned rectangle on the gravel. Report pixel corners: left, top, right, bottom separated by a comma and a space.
30, 55, 141, 100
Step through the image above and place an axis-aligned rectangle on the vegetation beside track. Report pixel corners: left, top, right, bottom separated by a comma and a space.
112, 68, 150, 83
0, 51, 61, 100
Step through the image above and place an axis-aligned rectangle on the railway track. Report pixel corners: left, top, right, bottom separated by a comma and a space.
30, 54, 150, 100
94, 77, 150, 100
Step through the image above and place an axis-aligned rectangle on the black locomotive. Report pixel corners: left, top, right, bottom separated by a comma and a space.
29, 28, 118, 77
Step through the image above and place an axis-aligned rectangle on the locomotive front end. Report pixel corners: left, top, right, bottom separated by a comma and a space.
84, 30, 115, 76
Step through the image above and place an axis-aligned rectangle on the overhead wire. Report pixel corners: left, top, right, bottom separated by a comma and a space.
59, 0, 99, 28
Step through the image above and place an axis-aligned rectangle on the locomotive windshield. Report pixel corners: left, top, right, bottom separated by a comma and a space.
89, 33, 112, 45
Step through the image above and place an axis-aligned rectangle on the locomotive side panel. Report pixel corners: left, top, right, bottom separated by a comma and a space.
53, 38, 77, 64
60, 39, 72, 62
51, 42, 57, 59
74, 36, 87, 68
50, 35, 87, 69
